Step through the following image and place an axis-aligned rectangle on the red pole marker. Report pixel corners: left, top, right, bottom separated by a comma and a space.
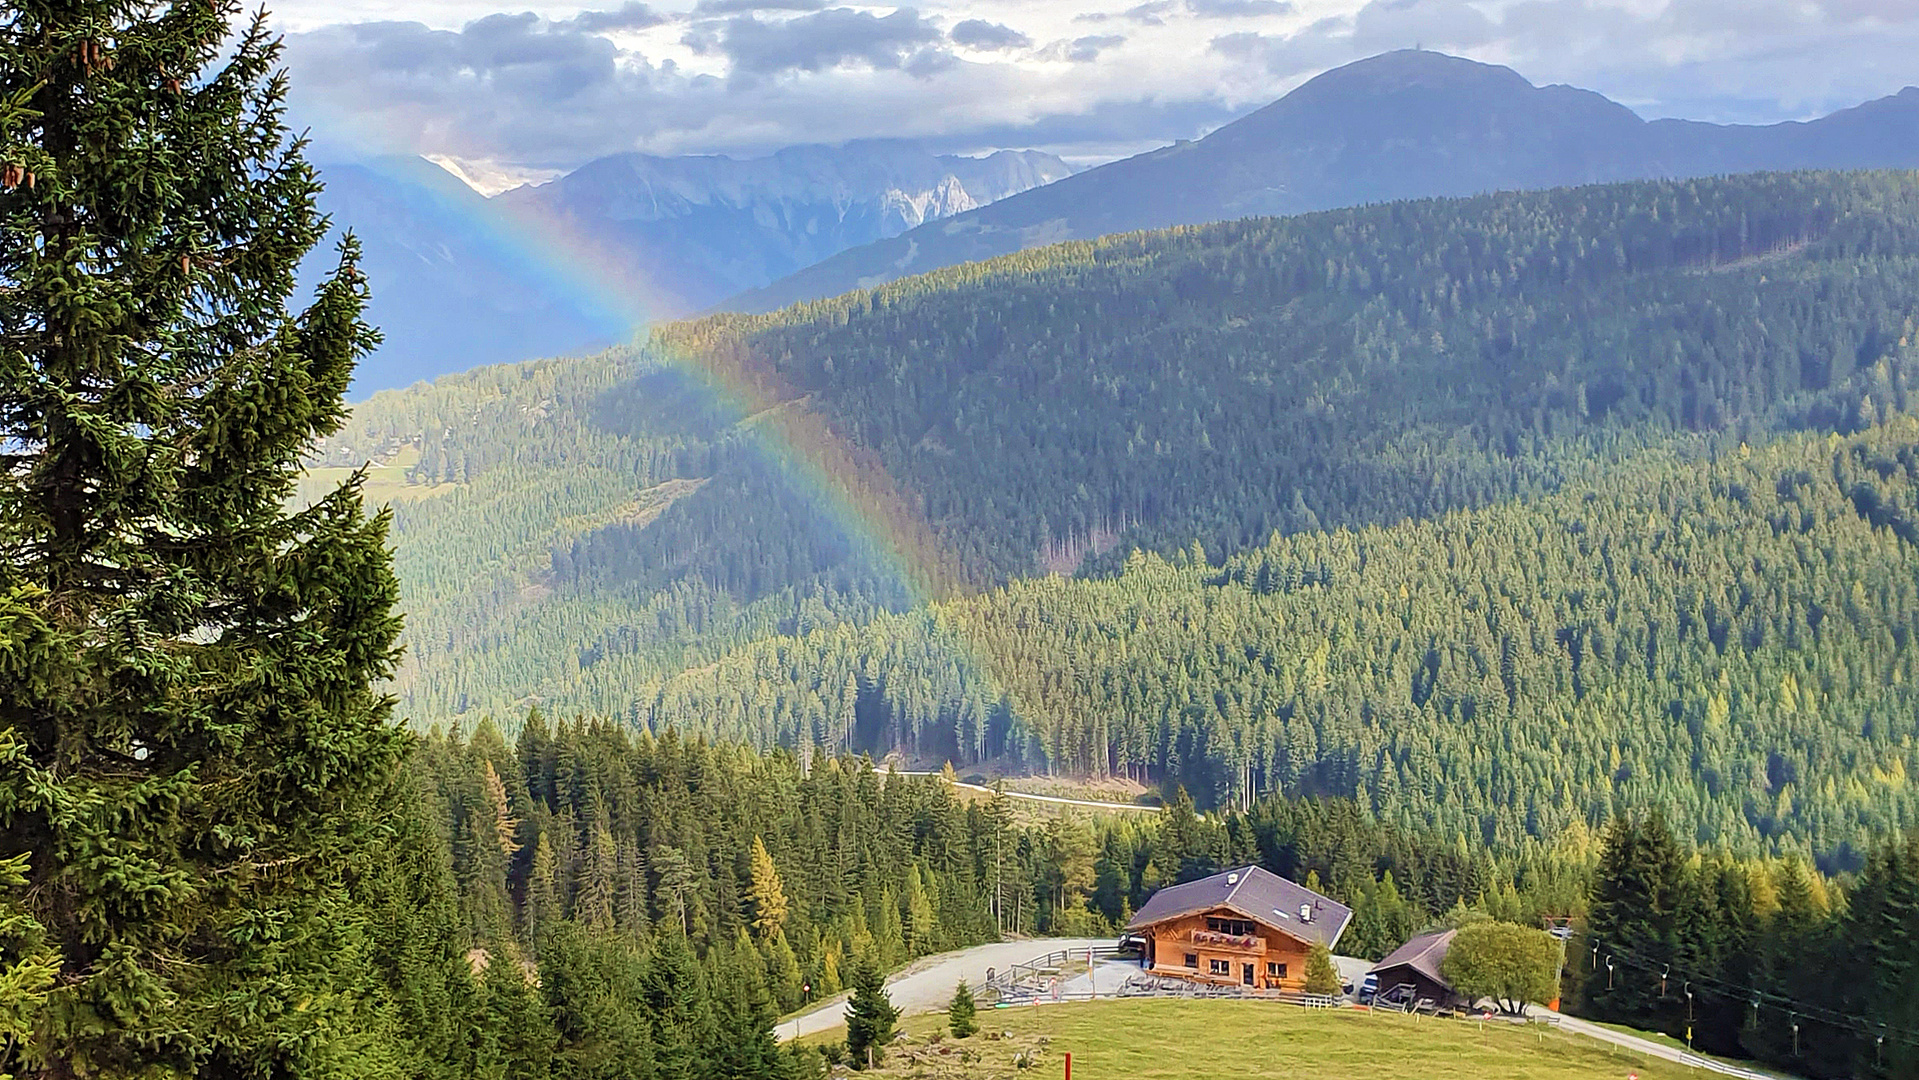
1065, 1051, 1072, 1080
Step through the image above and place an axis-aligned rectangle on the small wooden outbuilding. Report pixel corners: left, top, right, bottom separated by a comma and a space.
1124, 865, 1350, 991
1367, 928, 1465, 1010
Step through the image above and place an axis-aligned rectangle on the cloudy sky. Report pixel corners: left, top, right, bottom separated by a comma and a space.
277, 0, 1919, 179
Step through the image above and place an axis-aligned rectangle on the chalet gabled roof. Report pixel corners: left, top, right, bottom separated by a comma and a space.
1367, 928, 1457, 988
1124, 865, 1352, 951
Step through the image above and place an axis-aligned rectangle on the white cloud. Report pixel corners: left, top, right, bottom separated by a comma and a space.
276, 0, 1919, 171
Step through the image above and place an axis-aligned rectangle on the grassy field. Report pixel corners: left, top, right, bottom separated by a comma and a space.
806, 999, 1704, 1080
297, 444, 459, 507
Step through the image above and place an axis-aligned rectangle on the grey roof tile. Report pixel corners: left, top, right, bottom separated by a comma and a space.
1367, 928, 1457, 987
1124, 864, 1352, 951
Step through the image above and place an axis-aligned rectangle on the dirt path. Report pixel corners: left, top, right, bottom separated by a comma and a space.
890, 771, 1161, 814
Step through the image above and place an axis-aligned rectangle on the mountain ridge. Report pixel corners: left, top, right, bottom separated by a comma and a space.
726, 51, 1919, 313
317, 140, 1071, 394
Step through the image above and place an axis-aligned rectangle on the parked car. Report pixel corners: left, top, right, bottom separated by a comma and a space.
1357, 972, 1379, 1005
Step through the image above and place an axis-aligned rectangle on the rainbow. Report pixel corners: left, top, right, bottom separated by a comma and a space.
325, 150, 1040, 756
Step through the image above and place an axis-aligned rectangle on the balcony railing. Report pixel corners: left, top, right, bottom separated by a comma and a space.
1189, 929, 1265, 951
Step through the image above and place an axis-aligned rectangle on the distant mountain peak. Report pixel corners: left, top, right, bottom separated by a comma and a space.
1301, 48, 1530, 90
728, 52, 1919, 314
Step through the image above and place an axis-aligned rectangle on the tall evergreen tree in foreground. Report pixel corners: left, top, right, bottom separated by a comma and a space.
843, 957, 898, 1070
0, 1, 400, 1074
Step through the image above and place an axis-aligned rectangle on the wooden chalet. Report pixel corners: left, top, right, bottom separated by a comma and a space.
1124, 865, 1351, 991
1366, 929, 1464, 1011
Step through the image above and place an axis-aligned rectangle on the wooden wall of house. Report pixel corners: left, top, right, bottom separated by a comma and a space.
1370, 964, 1459, 1010
1142, 907, 1317, 991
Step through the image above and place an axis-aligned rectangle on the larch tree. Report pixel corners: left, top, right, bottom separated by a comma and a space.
0, 1, 401, 1074
745, 836, 788, 940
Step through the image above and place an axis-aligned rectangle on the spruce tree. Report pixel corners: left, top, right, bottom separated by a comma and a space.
1304, 942, 1342, 995
843, 956, 897, 1069
947, 979, 977, 1039
0, 733, 57, 1075
1584, 816, 1683, 1024
0, 1, 399, 1075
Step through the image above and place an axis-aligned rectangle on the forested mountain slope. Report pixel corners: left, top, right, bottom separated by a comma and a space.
318, 171, 1919, 775
730, 50, 1919, 312
642, 420, 1919, 862
675, 170, 1919, 580
311, 144, 1070, 394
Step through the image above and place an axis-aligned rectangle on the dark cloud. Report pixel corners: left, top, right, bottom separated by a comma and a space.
288, 14, 657, 166
704, 7, 947, 76
1186, 0, 1295, 16
949, 19, 1031, 51
566, 3, 665, 32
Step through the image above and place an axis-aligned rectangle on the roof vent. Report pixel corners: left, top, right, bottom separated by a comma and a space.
1227, 873, 1239, 884
1300, 903, 1313, 922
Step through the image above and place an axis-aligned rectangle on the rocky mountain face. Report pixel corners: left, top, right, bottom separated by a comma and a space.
727, 50, 1919, 313
494, 139, 1071, 315
319, 142, 1070, 394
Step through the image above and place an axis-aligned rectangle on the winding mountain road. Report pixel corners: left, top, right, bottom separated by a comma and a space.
774, 937, 1111, 1042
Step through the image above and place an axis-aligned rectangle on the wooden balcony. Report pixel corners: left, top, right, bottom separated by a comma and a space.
1188, 929, 1266, 953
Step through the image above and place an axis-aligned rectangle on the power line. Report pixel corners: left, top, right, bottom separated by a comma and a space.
1589, 937, 1919, 1051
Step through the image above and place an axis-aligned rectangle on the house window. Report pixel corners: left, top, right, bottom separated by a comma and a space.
1184, 953, 1198, 969
1209, 959, 1231, 976
1206, 917, 1258, 937
1268, 962, 1287, 979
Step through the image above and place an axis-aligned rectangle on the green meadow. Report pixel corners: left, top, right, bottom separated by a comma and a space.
809, 999, 1708, 1080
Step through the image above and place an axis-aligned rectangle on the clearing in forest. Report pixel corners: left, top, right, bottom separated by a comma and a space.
806, 998, 1707, 1080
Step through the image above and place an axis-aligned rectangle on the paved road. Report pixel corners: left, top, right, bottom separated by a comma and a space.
774, 938, 1112, 1042
1539, 1008, 1795, 1080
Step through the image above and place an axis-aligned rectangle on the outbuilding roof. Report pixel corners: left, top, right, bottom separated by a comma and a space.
1367, 928, 1458, 987
1124, 864, 1352, 951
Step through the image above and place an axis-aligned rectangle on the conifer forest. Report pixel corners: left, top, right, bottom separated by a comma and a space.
0, 1, 1914, 1077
